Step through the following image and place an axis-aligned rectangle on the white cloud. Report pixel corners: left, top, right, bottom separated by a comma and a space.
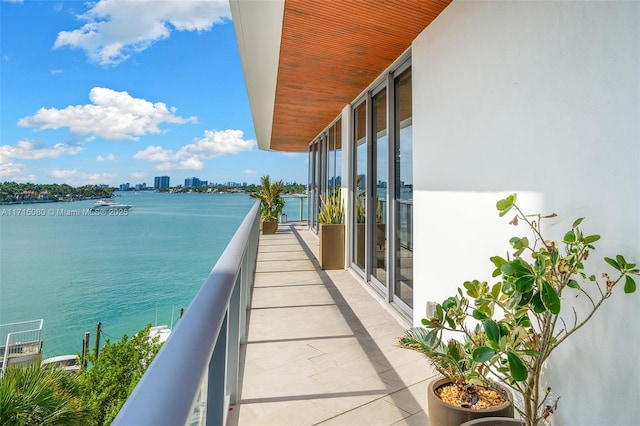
12, 174, 38, 184
130, 172, 146, 180
156, 157, 204, 171
282, 152, 300, 158
243, 169, 257, 175
134, 129, 255, 171
48, 169, 78, 180
0, 139, 83, 160
48, 168, 115, 185
54, 0, 230, 65
96, 153, 116, 162
185, 129, 255, 157
17, 87, 197, 141
133, 145, 173, 162
0, 161, 26, 177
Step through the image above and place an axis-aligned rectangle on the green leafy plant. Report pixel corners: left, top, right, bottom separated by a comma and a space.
398, 328, 485, 393
400, 194, 638, 425
249, 175, 285, 222
318, 189, 344, 224
77, 324, 164, 425
0, 364, 87, 425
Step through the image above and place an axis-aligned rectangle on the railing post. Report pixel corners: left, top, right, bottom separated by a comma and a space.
227, 273, 242, 404
239, 248, 249, 343
299, 196, 304, 221
207, 312, 228, 426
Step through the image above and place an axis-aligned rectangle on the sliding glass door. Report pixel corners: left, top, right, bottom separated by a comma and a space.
393, 66, 413, 310
348, 59, 413, 315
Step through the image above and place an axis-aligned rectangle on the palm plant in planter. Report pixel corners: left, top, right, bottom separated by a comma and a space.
399, 316, 515, 425
318, 189, 344, 270
250, 175, 285, 234
401, 194, 639, 426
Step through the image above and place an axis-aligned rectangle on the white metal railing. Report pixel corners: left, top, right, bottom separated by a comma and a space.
0, 319, 43, 374
113, 201, 260, 426
282, 194, 308, 222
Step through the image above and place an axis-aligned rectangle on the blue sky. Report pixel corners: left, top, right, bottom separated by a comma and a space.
0, 0, 307, 187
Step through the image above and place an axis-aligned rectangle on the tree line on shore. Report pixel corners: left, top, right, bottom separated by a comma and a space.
158, 181, 307, 194
1, 181, 307, 203
0, 182, 114, 203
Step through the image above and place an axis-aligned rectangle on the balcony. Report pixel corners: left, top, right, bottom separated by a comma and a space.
115, 203, 433, 425
228, 223, 431, 424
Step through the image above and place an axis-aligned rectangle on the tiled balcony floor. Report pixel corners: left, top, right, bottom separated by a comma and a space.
227, 223, 436, 425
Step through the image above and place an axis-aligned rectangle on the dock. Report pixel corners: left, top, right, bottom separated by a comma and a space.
0, 319, 44, 373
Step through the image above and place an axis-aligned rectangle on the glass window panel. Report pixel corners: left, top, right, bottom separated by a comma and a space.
334, 119, 342, 189
394, 67, 413, 308
372, 88, 387, 286
328, 127, 335, 191
353, 102, 367, 270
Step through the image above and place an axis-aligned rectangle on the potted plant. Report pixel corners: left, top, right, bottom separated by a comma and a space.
401, 194, 638, 426
250, 175, 285, 234
317, 189, 344, 270
399, 322, 515, 425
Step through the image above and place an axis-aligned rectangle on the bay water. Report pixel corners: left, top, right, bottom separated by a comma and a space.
0, 191, 306, 358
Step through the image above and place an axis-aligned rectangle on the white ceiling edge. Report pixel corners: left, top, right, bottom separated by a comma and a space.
229, 0, 284, 152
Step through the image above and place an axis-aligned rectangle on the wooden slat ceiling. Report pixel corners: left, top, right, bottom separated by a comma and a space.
271, 0, 451, 152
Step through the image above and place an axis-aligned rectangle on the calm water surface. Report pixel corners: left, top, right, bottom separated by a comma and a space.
0, 192, 260, 358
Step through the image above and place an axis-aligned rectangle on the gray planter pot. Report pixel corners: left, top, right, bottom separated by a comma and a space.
460, 417, 525, 426
427, 377, 514, 426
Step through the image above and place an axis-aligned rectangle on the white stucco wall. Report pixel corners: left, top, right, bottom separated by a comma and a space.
411, 1, 640, 425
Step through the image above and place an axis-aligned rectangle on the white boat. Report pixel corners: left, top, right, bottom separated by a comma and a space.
148, 325, 171, 344
41, 354, 81, 372
91, 199, 132, 211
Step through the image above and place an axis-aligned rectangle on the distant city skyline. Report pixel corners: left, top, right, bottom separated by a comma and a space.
0, 1, 308, 187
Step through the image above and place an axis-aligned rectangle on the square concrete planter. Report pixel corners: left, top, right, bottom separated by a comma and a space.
319, 223, 344, 270
261, 219, 278, 234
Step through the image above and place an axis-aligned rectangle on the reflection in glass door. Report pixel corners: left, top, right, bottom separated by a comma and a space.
309, 143, 317, 231
352, 102, 367, 272
372, 88, 387, 287
393, 67, 413, 308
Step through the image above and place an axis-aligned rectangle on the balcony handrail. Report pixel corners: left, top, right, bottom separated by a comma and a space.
113, 201, 260, 426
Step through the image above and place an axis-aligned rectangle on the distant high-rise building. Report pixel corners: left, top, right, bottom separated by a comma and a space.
154, 176, 170, 189
185, 177, 201, 188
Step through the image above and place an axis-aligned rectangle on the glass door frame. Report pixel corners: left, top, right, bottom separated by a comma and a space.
390, 59, 412, 314
350, 97, 367, 279
368, 80, 389, 295
310, 116, 343, 235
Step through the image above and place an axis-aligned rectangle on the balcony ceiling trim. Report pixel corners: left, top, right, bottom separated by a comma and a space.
231, 0, 451, 152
